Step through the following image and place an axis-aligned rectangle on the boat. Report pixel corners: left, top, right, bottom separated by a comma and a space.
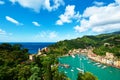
65, 71, 67, 73
72, 55, 75, 58
97, 64, 102, 67
76, 67, 81, 71
71, 69, 74, 72
93, 63, 100, 65
87, 61, 91, 63
78, 55, 85, 74
102, 66, 107, 69
76, 68, 84, 72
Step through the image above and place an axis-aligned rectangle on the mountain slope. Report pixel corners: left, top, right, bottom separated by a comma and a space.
48, 31, 120, 58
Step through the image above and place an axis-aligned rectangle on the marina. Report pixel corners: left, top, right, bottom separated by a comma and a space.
59, 54, 120, 80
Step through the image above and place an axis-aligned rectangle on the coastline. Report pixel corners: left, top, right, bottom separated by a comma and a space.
87, 56, 120, 69
87, 49, 120, 69
60, 48, 120, 69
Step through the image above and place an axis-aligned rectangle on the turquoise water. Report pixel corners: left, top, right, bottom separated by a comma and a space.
58, 54, 120, 80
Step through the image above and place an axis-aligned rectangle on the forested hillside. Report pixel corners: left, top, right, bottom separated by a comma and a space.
49, 31, 120, 58
0, 43, 68, 80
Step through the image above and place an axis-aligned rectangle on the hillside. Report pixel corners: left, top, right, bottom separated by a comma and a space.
48, 31, 120, 58
0, 43, 69, 80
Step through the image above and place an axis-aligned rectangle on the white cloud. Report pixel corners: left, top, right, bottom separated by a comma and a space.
6, 16, 22, 25
44, 0, 64, 11
93, 1, 105, 6
0, 0, 5, 5
9, 0, 64, 12
32, 21, 40, 26
74, 19, 90, 33
56, 5, 81, 25
92, 23, 120, 33
74, 1, 120, 33
51, 0, 64, 10
0, 29, 6, 35
115, 0, 120, 5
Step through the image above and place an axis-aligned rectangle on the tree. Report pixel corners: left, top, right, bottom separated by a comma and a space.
77, 72, 98, 80
17, 65, 31, 80
28, 65, 41, 80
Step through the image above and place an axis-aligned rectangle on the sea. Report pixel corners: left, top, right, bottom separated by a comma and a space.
0, 42, 55, 54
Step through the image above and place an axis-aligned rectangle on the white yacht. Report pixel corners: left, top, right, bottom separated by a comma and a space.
102, 66, 107, 69
72, 55, 75, 58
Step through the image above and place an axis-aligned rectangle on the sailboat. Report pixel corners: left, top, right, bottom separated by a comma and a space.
71, 68, 75, 80
77, 54, 85, 74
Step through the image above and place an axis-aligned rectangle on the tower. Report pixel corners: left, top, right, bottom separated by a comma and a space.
38, 48, 42, 55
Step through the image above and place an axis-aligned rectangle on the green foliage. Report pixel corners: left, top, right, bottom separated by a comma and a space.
48, 31, 120, 58
17, 65, 31, 80
0, 43, 29, 67
0, 43, 69, 80
0, 43, 30, 80
77, 72, 98, 80
52, 71, 69, 80
28, 65, 41, 80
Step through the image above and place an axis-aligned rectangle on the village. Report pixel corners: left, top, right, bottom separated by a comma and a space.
29, 45, 120, 69
68, 48, 120, 69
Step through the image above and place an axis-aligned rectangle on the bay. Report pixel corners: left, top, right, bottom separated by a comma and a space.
59, 54, 120, 80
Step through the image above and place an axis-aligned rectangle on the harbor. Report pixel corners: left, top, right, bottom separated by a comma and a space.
59, 54, 120, 80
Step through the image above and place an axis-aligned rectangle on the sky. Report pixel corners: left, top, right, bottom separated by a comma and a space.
0, 0, 120, 42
